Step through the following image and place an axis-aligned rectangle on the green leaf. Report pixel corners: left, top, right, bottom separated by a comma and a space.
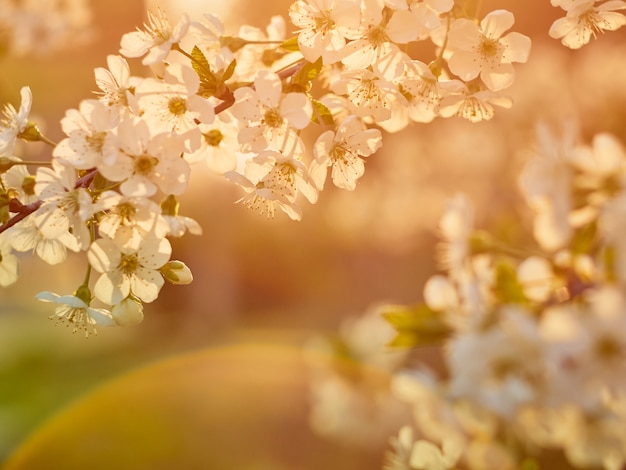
382, 304, 451, 349
493, 259, 527, 304
190, 46, 214, 83
190, 45, 222, 98
280, 37, 300, 52
571, 221, 597, 255
292, 57, 324, 86
310, 98, 334, 127
223, 59, 237, 82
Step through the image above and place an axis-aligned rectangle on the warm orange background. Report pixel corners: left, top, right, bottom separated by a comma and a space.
1, 0, 626, 468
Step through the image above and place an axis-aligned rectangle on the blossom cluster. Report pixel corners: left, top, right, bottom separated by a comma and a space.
0, 0, 94, 56
0, 0, 625, 468
0, 2, 621, 340
360, 125, 626, 470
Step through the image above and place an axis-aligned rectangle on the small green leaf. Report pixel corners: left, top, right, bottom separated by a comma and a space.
382, 304, 451, 349
494, 259, 527, 304
571, 221, 597, 255
280, 37, 300, 52
223, 59, 237, 82
310, 98, 334, 127
190, 45, 222, 98
190, 46, 214, 83
292, 57, 324, 86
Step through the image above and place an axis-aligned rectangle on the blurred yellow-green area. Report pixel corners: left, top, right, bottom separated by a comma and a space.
1, 0, 626, 468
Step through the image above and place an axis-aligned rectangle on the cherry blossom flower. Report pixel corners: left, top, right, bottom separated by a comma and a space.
245, 149, 318, 205
232, 16, 295, 82
52, 99, 117, 170
309, 115, 382, 191
519, 123, 577, 252
88, 236, 172, 305
446, 10, 531, 92
33, 160, 97, 249
0, 86, 32, 156
99, 117, 189, 197
337, 0, 413, 79
227, 149, 317, 220
330, 69, 398, 122
94, 55, 139, 116
185, 112, 238, 174
9, 216, 80, 265
97, 193, 169, 250
2, 157, 38, 204
136, 63, 214, 143
231, 70, 312, 152
226, 171, 302, 220
550, 0, 626, 49
160, 194, 202, 237
36, 291, 114, 337
436, 193, 474, 274
119, 8, 190, 65
396, 60, 444, 123
447, 306, 545, 416
437, 82, 513, 123
289, 0, 361, 63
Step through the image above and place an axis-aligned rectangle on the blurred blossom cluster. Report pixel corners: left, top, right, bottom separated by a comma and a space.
0, 0, 93, 56
1, 0, 626, 467
318, 125, 626, 470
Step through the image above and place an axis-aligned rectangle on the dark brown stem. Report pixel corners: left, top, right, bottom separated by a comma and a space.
0, 169, 98, 235
0, 200, 42, 235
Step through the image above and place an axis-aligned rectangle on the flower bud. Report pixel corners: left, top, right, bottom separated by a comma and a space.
112, 297, 144, 326
160, 260, 193, 285
17, 121, 44, 142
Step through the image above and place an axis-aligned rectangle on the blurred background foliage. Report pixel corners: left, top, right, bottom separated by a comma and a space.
1, 0, 626, 468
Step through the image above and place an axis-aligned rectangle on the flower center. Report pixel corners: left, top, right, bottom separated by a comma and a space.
133, 153, 158, 176
479, 37, 500, 59
263, 108, 284, 128
59, 191, 80, 214
118, 253, 139, 274
314, 11, 334, 33
87, 131, 107, 153
330, 145, 350, 164
168, 96, 187, 116
366, 25, 389, 48
117, 202, 137, 222
263, 162, 297, 199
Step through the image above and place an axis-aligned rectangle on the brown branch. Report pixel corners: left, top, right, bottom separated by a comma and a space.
0, 200, 42, 235
0, 168, 98, 235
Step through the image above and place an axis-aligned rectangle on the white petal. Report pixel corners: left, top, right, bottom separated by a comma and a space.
88, 238, 122, 273
131, 268, 165, 303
